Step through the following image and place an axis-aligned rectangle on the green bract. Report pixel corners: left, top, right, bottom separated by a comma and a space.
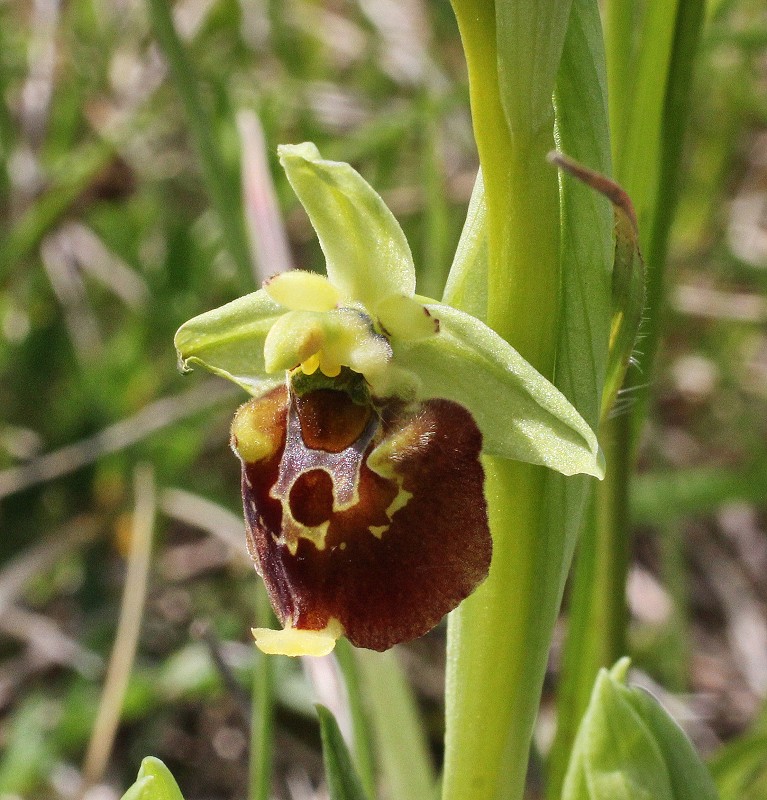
121, 756, 186, 800
175, 142, 603, 480
562, 660, 719, 800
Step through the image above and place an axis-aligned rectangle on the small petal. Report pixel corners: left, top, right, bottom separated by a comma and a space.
391, 303, 604, 478
264, 270, 342, 312
174, 288, 284, 395
278, 142, 416, 310
233, 384, 491, 652
376, 294, 439, 341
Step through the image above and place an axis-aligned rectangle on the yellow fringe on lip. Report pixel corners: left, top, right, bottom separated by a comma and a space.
251, 619, 343, 657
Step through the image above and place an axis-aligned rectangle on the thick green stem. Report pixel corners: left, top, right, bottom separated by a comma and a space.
443, 3, 574, 799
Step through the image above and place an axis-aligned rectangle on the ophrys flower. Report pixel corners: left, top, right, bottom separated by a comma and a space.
175, 143, 603, 655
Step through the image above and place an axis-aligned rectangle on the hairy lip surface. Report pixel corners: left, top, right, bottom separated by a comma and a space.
234, 385, 492, 652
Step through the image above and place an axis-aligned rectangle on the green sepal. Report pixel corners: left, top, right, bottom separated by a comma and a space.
316, 705, 370, 800
120, 757, 185, 800
442, 168, 488, 322
278, 143, 416, 310
562, 659, 719, 800
174, 288, 284, 395
389, 302, 604, 478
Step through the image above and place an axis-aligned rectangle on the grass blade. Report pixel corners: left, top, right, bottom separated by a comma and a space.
357, 649, 435, 800
82, 464, 156, 790
145, 0, 253, 286
334, 639, 377, 798
317, 704, 370, 800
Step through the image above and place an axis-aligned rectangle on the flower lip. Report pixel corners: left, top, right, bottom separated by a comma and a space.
235, 378, 492, 653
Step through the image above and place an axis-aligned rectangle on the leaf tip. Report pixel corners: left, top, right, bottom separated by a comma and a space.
278, 141, 322, 167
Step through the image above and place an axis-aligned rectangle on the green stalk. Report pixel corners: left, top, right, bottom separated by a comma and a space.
249, 588, 275, 800
146, 0, 253, 286
443, 3, 589, 799
334, 640, 377, 798
356, 649, 436, 800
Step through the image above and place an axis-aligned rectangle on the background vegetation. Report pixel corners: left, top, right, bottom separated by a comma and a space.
1, 0, 767, 798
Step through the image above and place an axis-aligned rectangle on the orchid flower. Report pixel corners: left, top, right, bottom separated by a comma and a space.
174, 142, 604, 657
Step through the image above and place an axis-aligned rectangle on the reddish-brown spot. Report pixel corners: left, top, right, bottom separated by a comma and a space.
238, 385, 491, 652
289, 469, 334, 526
294, 389, 372, 452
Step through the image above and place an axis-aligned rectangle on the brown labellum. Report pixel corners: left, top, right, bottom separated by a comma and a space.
231, 383, 491, 652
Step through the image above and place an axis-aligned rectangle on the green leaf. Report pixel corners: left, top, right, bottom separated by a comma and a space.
316, 705, 370, 800
496, 0, 574, 139
710, 728, 767, 800
278, 142, 416, 310
174, 289, 284, 395
121, 757, 185, 800
392, 303, 604, 478
356, 649, 436, 800
334, 640, 377, 798
562, 661, 719, 800
629, 687, 720, 800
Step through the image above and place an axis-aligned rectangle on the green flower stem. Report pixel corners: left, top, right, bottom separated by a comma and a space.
444, 2, 572, 799
445, 458, 549, 800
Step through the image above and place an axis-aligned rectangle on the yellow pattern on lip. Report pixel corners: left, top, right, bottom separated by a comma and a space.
252, 619, 343, 657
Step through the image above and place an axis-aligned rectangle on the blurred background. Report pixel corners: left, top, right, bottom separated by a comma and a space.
1, 0, 766, 798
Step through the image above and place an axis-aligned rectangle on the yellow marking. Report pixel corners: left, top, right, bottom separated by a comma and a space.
231, 399, 282, 463
385, 485, 412, 519
252, 618, 343, 657
280, 514, 330, 555
368, 484, 412, 539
